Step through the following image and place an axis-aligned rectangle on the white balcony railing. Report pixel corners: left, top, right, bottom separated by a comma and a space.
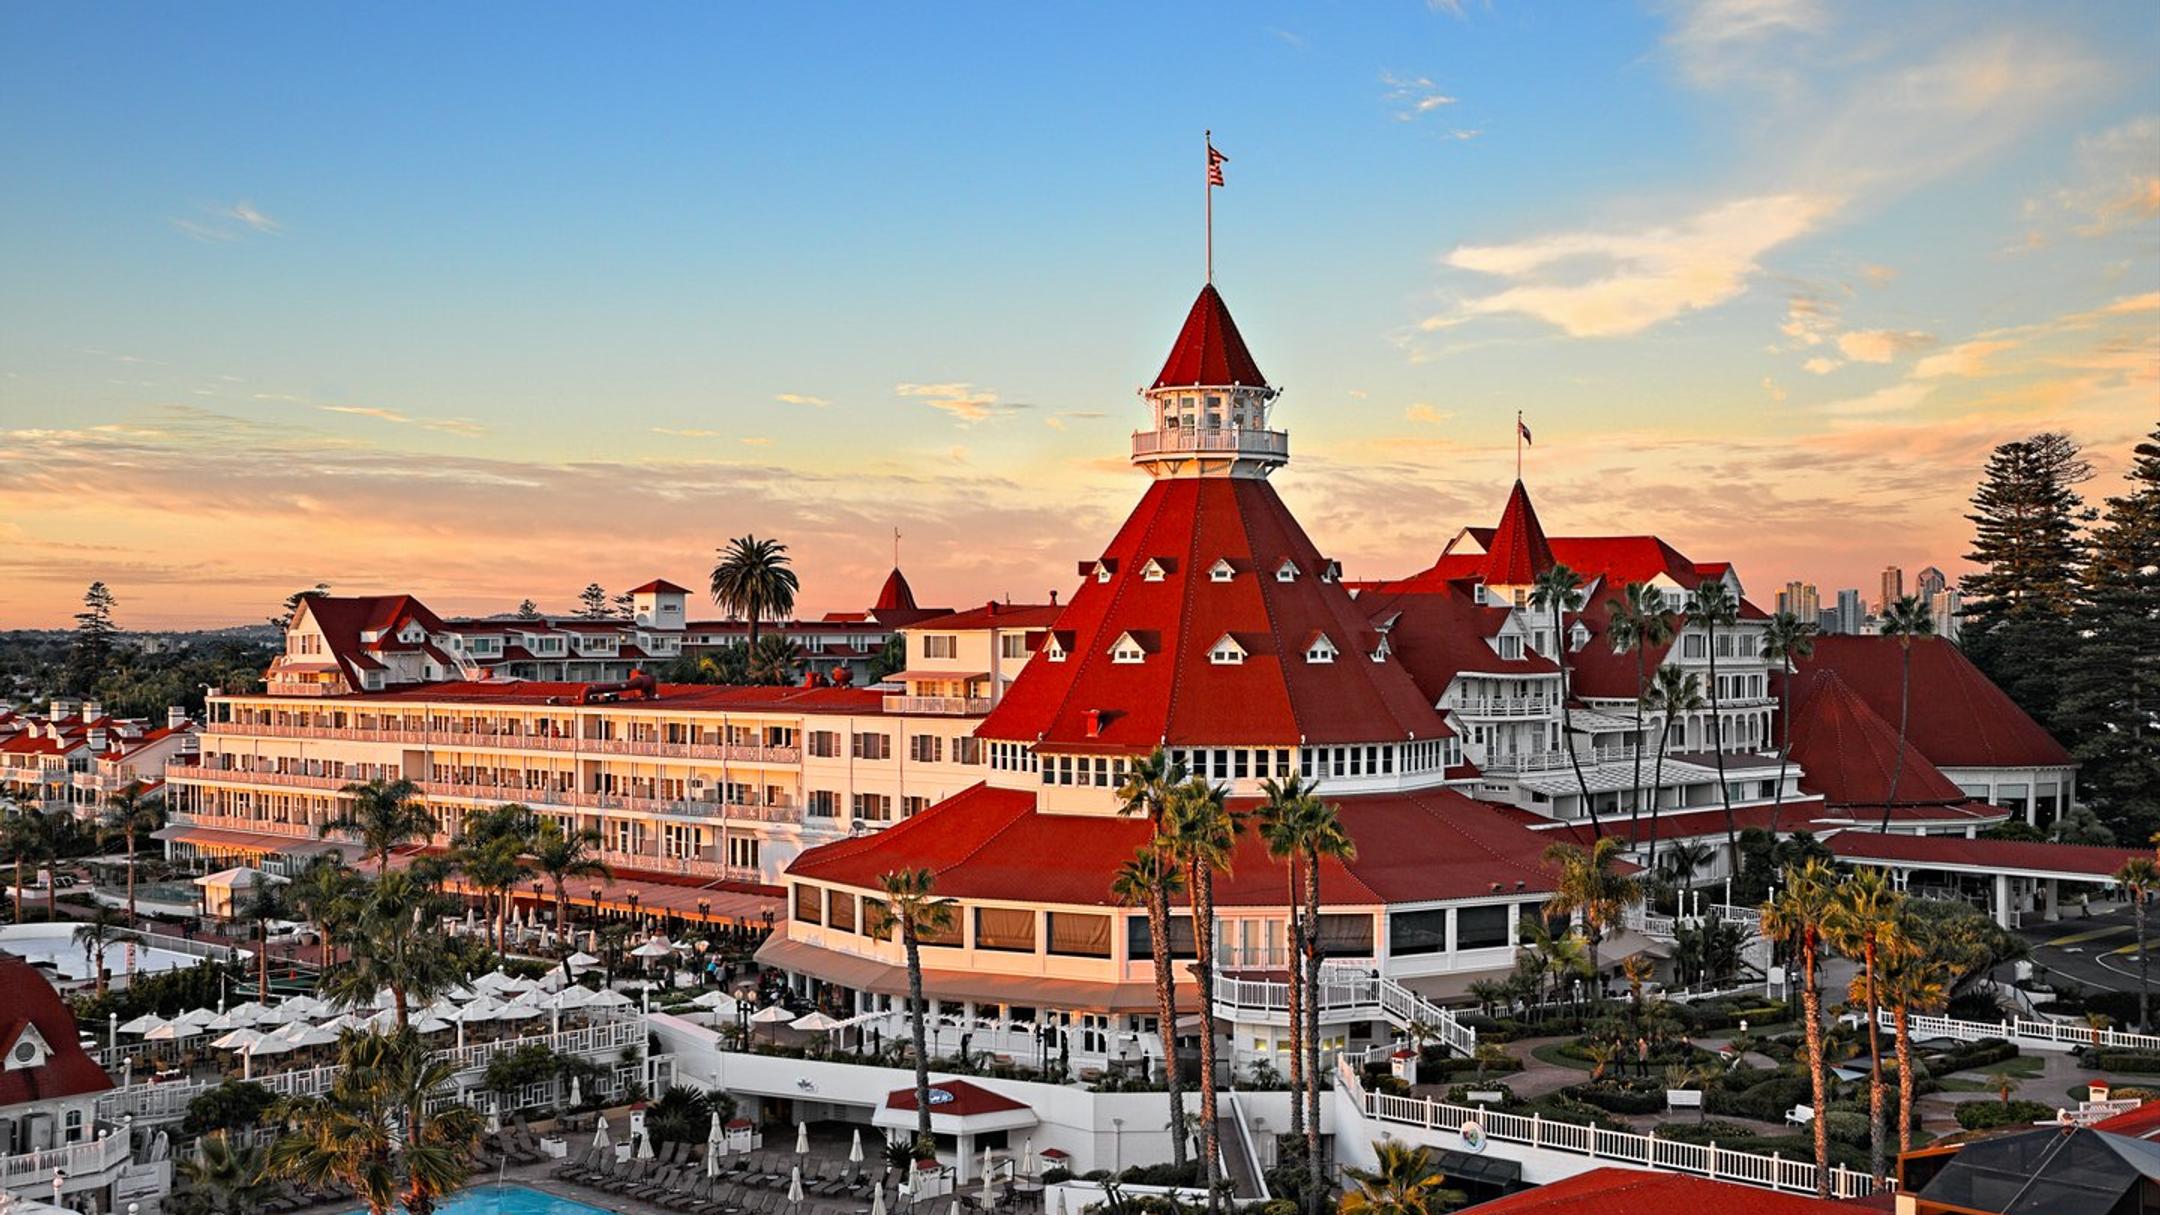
1130, 427, 1288, 462
881, 695, 993, 716
0, 1130, 131, 1187
1449, 696, 1554, 718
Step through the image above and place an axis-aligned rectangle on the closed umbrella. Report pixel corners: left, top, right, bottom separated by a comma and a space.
1021, 1139, 1034, 1178
638, 1131, 655, 1161
795, 1121, 809, 1155
569, 1076, 582, 1107
788, 1167, 805, 1207
706, 1136, 723, 1178
870, 1186, 887, 1215
1055, 1191, 1067, 1215
849, 1129, 864, 1176
592, 1113, 610, 1150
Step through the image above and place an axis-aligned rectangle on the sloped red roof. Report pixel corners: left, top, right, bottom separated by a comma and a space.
1481, 480, 1556, 585
0, 953, 114, 1107
627, 579, 692, 595
1795, 636, 2072, 770
1153, 284, 1267, 389
977, 477, 1452, 749
1826, 831, 2143, 878
874, 568, 918, 613
787, 782, 1563, 907
908, 602, 1063, 632
884, 1079, 1028, 1117
1457, 1167, 1859, 1214
1781, 669, 1972, 809
1357, 582, 1556, 705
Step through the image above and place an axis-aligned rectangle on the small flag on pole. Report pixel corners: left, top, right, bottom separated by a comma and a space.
1207, 141, 1228, 187
1517, 415, 1533, 446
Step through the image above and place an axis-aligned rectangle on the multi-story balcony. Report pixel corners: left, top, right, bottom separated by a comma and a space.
1480, 744, 1643, 775
175, 765, 351, 792
414, 780, 803, 825
594, 848, 763, 884
880, 694, 992, 716
0, 1128, 131, 1194
1130, 426, 1288, 463
204, 718, 802, 764
167, 811, 322, 839
1449, 695, 1555, 718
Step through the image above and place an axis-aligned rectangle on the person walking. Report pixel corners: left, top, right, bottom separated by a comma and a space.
1636, 1036, 1650, 1078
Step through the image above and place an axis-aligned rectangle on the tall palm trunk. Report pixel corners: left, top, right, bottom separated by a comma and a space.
1283, 858, 1304, 1138
2137, 893, 2150, 1034
1706, 623, 1735, 864
126, 828, 139, 924
1302, 850, 1325, 1215
1800, 933, 1830, 1197
1147, 867, 1188, 1168
1187, 865, 1222, 1213
1863, 940, 1885, 1184
258, 922, 271, 1002
1767, 659, 1792, 835
1894, 1005, 1916, 1155
12, 858, 24, 923
1646, 718, 1673, 882
1554, 605, 1599, 838
1630, 648, 1647, 840
1880, 644, 1913, 833
904, 927, 932, 1144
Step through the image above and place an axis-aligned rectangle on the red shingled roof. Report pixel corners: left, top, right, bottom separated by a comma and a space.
874, 568, 918, 613
884, 1079, 1029, 1117
1357, 582, 1556, 705
344, 680, 888, 715
1781, 669, 1973, 809
977, 476, 1452, 749
1795, 635, 2072, 770
627, 579, 692, 595
1481, 480, 1557, 585
909, 602, 1064, 632
1153, 284, 1267, 389
1826, 831, 2144, 877
1457, 1167, 1861, 1214
787, 782, 1563, 907
0, 953, 114, 1107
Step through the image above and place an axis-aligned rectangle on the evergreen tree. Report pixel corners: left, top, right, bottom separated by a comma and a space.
610, 589, 635, 617
576, 582, 610, 619
67, 581, 119, 691
2059, 425, 2160, 841
515, 599, 541, 619
271, 583, 330, 630
1959, 432, 2092, 730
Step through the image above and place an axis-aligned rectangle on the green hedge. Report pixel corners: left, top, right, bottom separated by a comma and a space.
1707, 1075, 1812, 1123
1567, 1082, 1667, 1115
2091, 1050, 2160, 1075
1415, 1053, 1524, 1078
1955, 1100, 2053, 1130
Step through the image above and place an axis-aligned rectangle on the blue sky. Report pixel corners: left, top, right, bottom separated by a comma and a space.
1, 2, 2154, 627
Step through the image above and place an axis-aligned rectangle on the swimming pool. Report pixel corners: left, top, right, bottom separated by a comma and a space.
0, 923, 217, 982
344, 1184, 616, 1215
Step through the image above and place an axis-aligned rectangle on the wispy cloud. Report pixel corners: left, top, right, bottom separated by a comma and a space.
1404, 403, 1452, 424
2023, 116, 2160, 242
739, 436, 774, 446
1912, 339, 2017, 379
171, 200, 282, 242
1660, 0, 1825, 89
1381, 72, 1457, 122
652, 427, 722, 438
1043, 410, 1106, 432
895, 382, 1026, 425
320, 404, 486, 437
1836, 329, 1935, 364
774, 393, 829, 407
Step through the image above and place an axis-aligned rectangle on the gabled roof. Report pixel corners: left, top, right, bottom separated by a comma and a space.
0, 953, 114, 1108
977, 477, 1453, 749
1152, 284, 1267, 389
787, 782, 1564, 907
906, 602, 1064, 632
1481, 480, 1556, 585
1795, 635, 2073, 770
627, 579, 692, 595
1781, 668, 1973, 809
873, 567, 917, 613
1457, 1167, 1859, 1214
1358, 582, 1556, 703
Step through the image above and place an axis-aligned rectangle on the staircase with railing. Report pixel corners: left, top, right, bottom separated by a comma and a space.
1211, 963, 1476, 1056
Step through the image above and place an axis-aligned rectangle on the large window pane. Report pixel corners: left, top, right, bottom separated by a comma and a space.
1317, 913, 1374, 955
793, 884, 821, 925
1390, 909, 1449, 956
975, 907, 1037, 952
1048, 912, 1113, 958
827, 892, 857, 934
1456, 904, 1509, 950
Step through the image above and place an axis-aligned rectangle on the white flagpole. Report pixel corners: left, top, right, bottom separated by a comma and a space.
1205, 129, 1213, 285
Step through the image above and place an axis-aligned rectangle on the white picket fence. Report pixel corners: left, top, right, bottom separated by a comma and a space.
1336, 1050, 1887, 1200
1879, 1008, 2160, 1054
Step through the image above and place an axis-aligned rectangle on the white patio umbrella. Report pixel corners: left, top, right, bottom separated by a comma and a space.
412, 1014, 454, 1035
592, 1114, 611, 1150
286, 1024, 340, 1048
549, 986, 599, 1010
1021, 1138, 1034, 1177
568, 1076, 582, 1107
118, 1013, 167, 1035
244, 1035, 296, 1057
849, 1129, 864, 1171
588, 989, 634, 1009
749, 1005, 795, 1024
950, 1201, 964, 1215
788, 1167, 805, 1206
791, 1011, 843, 1033
706, 1137, 724, 1177
493, 1001, 543, 1022
566, 950, 601, 970
471, 970, 513, 992
141, 1023, 185, 1043
795, 1121, 809, 1155
1055, 1191, 1067, 1215
690, 990, 735, 1009
870, 1186, 887, 1215
454, 997, 503, 1023
981, 1170, 994, 1208
282, 995, 324, 1016
208, 1027, 262, 1051
226, 1000, 271, 1023
172, 1007, 218, 1028
203, 1010, 251, 1032
638, 1131, 655, 1161
486, 1107, 502, 1135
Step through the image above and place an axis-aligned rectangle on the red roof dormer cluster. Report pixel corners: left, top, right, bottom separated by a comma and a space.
0, 952, 114, 1108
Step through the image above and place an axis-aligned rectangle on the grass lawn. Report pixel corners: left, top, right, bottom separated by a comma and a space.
1938, 1077, 1997, 1093
1970, 1056, 2046, 1079
1529, 1042, 1598, 1071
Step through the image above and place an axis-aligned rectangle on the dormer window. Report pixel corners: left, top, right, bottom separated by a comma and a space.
1209, 559, 1236, 583
1498, 635, 1523, 660
1208, 634, 1246, 666
1276, 559, 1301, 583
1043, 633, 1072, 663
1140, 557, 1174, 583
1569, 624, 1590, 652
1319, 560, 1341, 584
1110, 631, 1148, 664
1371, 636, 1392, 663
1304, 633, 1338, 664
5, 1024, 51, 1072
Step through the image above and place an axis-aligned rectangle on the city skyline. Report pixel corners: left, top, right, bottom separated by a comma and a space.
2, 1, 2155, 629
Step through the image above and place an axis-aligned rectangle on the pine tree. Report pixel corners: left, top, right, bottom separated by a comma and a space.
610, 589, 635, 617
576, 583, 609, 619
515, 599, 541, 620
67, 581, 119, 692
1959, 431, 2093, 731
2059, 425, 2160, 842
271, 583, 331, 630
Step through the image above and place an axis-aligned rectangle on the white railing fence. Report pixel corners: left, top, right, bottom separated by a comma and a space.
1336, 1050, 1885, 1200
1210, 964, 1476, 1057
1878, 1008, 2160, 1054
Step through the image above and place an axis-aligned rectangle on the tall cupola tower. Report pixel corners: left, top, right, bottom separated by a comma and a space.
1131, 285, 1287, 479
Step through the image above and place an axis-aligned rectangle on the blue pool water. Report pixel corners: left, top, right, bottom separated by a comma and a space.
347, 1183, 617, 1215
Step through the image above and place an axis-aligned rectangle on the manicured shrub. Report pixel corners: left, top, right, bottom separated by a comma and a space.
1955, 1100, 2054, 1130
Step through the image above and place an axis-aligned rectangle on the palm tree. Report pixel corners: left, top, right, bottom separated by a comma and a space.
1827, 866, 1903, 1185
1339, 1141, 1463, 1215
3, 808, 61, 921
1164, 779, 1239, 1213
263, 1029, 484, 1215
1876, 595, 1936, 832
1607, 581, 1677, 839
1759, 858, 1841, 1197
99, 780, 162, 924
1877, 912, 1952, 1155
2117, 856, 2160, 1033
1253, 778, 1316, 1139
709, 535, 800, 657
1114, 747, 1191, 1170
1759, 610, 1818, 835
286, 854, 363, 967
1530, 564, 1597, 835
323, 871, 461, 1029
1687, 580, 1741, 864
531, 817, 612, 934
1300, 797, 1356, 1215
1639, 667, 1704, 880
869, 868, 955, 1152
1539, 837, 1644, 983
1658, 839, 1715, 907
241, 878, 285, 1002
71, 906, 133, 995
325, 777, 438, 873
452, 804, 534, 960
748, 634, 807, 686
173, 1130, 275, 1215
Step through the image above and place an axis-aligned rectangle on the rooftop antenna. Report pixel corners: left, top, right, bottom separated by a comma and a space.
893, 526, 901, 570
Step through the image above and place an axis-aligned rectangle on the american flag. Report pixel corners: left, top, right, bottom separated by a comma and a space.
1207, 141, 1228, 187
1517, 415, 1533, 445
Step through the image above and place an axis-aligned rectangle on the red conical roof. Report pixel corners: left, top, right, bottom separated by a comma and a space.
873, 567, 918, 613
1782, 668, 1971, 808
1481, 480, 1556, 585
1153, 284, 1268, 389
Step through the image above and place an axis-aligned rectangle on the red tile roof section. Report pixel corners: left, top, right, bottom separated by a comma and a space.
884, 1079, 1029, 1116
1795, 635, 2073, 769
627, 579, 692, 595
787, 783, 1563, 907
976, 477, 1452, 749
874, 568, 919, 613
1455, 1167, 1862, 1214
1826, 831, 2144, 877
1480, 480, 1556, 585
908, 603, 1063, 632
1781, 669, 1973, 809
1152, 284, 1268, 389
0, 953, 115, 1107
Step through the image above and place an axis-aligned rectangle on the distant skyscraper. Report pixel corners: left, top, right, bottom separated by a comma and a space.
1879, 565, 1904, 613
1777, 580, 1820, 621
1916, 565, 1947, 608
1817, 607, 1839, 635
1932, 587, 1963, 642
1835, 588, 1864, 635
